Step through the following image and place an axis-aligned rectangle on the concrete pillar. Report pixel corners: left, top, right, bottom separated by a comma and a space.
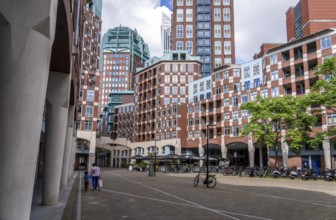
60, 106, 74, 189
281, 138, 289, 168
323, 139, 331, 170
0, 1, 58, 219
118, 151, 122, 167
68, 136, 76, 179
248, 135, 255, 167
43, 71, 71, 205
221, 135, 227, 158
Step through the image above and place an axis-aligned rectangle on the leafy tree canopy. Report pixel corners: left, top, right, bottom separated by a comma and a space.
240, 95, 316, 151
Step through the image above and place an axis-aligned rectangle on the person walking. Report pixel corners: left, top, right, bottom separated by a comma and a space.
83, 171, 90, 191
91, 163, 101, 190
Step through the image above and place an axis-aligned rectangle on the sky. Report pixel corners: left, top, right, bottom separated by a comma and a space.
101, 0, 299, 64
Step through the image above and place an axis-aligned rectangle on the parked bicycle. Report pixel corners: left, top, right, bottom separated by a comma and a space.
193, 168, 217, 188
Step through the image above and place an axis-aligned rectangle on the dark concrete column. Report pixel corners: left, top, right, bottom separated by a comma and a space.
43, 71, 71, 205
0, 0, 58, 219
60, 106, 74, 189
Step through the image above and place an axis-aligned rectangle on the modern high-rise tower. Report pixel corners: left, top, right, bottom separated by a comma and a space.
172, 0, 235, 77
286, 0, 336, 42
161, 12, 172, 56
100, 26, 150, 110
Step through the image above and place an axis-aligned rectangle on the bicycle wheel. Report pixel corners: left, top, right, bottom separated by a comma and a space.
207, 176, 217, 188
193, 175, 200, 187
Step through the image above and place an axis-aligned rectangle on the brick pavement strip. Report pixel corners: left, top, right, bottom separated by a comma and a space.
167, 172, 336, 197
64, 169, 336, 220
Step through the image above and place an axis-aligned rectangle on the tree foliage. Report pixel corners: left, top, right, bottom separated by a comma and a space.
240, 95, 316, 153
307, 57, 336, 144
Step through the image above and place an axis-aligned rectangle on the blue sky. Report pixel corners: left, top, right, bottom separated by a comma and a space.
160, 0, 172, 10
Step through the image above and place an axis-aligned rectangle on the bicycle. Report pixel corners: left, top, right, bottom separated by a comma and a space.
193, 168, 217, 188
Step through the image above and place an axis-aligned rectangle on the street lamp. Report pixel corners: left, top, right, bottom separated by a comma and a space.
206, 124, 215, 187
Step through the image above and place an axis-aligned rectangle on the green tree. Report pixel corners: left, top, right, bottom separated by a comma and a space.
308, 57, 336, 146
240, 95, 316, 166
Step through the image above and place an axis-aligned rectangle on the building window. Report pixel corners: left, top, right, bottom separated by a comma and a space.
172, 86, 178, 95
180, 76, 186, 83
250, 92, 257, 101
177, 25, 183, 38
165, 64, 170, 72
186, 0, 193, 6
164, 87, 170, 95
242, 110, 249, 118
177, 9, 183, 22
223, 0, 230, 5
188, 64, 194, 72
241, 94, 248, 103
188, 76, 194, 83
214, 0, 220, 5
214, 8, 221, 21
253, 64, 260, 75
165, 76, 170, 84
188, 118, 193, 126
224, 98, 229, 106
186, 41, 193, 54
223, 25, 231, 38
270, 54, 278, 65
271, 70, 278, 81
215, 58, 222, 68
186, 9, 193, 22
176, 41, 183, 50
223, 8, 230, 21
224, 41, 231, 55
223, 84, 229, 93
186, 25, 193, 38
321, 36, 332, 50
194, 131, 199, 138
233, 69, 240, 77
253, 78, 260, 88
214, 25, 221, 38
86, 90, 94, 101
261, 89, 268, 98
232, 96, 238, 107
86, 105, 93, 116
224, 112, 230, 121
177, 0, 183, 6
224, 126, 230, 135
193, 84, 198, 94
203, 81, 209, 91
272, 86, 279, 97
180, 87, 186, 95
327, 113, 336, 125
172, 65, 178, 73
214, 41, 221, 55
188, 131, 193, 139
244, 67, 250, 78
233, 110, 238, 121
164, 98, 170, 105
84, 120, 92, 130
216, 86, 221, 94
233, 126, 239, 136
244, 81, 250, 90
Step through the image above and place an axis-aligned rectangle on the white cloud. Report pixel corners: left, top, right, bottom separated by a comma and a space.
102, 0, 171, 57
235, 0, 299, 63
102, 0, 299, 63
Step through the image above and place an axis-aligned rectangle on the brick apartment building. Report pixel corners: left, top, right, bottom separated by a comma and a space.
172, 0, 235, 77
76, 2, 102, 169
286, 0, 336, 42
132, 51, 202, 156
186, 28, 336, 170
